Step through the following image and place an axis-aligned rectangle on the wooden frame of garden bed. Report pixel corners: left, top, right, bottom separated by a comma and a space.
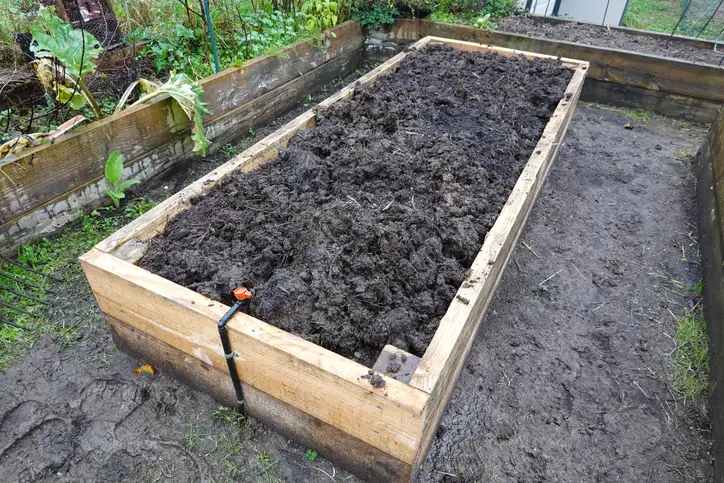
80, 36, 588, 482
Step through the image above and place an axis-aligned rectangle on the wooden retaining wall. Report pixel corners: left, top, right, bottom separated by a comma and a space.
517, 13, 722, 51
0, 21, 363, 257
697, 107, 724, 483
370, 19, 724, 123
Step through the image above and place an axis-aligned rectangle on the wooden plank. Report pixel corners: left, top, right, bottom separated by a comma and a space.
80, 249, 428, 464
581, 77, 722, 124
108, 317, 413, 482
97, 37, 435, 262
409, 62, 588, 474
422, 21, 724, 102
519, 13, 721, 51
0, 21, 362, 230
201, 21, 363, 121
0, 48, 361, 258
696, 108, 724, 483
425, 36, 583, 66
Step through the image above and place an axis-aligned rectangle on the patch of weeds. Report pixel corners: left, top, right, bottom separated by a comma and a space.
306, 449, 318, 462
686, 280, 705, 295
223, 143, 240, 159
248, 127, 256, 138
0, 199, 158, 370
124, 198, 158, 219
672, 311, 712, 400
584, 102, 652, 122
185, 421, 198, 451
257, 452, 280, 481
536, 282, 550, 295
622, 0, 680, 34
213, 405, 251, 428
676, 149, 697, 160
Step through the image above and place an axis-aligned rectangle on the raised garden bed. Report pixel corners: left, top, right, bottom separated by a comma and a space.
497, 14, 724, 66
80, 36, 587, 481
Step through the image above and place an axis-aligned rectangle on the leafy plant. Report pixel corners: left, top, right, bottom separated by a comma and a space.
29, 7, 103, 117
353, 0, 398, 28
303, 0, 339, 32
118, 73, 212, 155
306, 449, 318, 462
124, 199, 158, 219
104, 151, 140, 208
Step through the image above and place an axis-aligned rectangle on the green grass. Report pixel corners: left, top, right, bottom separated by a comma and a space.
0, 199, 156, 371
672, 310, 712, 400
623, 0, 724, 40
584, 102, 653, 122
623, 0, 682, 34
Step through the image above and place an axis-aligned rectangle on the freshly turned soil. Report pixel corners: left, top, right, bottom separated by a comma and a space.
497, 15, 724, 66
141, 44, 572, 366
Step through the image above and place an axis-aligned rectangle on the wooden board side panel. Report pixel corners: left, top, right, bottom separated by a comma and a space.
409, 66, 587, 473
81, 249, 428, 464
0, 21, 363, 228
107, 317, 413, 483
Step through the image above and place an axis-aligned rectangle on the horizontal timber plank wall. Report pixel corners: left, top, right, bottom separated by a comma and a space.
371, 19, 724, 123
518, 13, 722, 51
697, 108, 724, 483
0, 21, 363, 257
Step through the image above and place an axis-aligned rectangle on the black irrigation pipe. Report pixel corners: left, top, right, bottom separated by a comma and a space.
0, 317, 27, 330
0, 271, 59, 295
0, 300, 33, 316
0, 285, 50, 305
0, 254, 63, 282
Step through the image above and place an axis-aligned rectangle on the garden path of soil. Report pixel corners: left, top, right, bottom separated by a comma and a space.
0, 63, 714, 482
497, 15, 724, 66
140, 45, 574, 367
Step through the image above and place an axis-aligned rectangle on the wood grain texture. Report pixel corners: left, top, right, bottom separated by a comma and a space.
581, 77, 721, 124
81, 249, 428, 464
409, 63, 588, 474
521, 13, 721, 51
696, 108, 724, 483
0, 21, 363, 232
108, 316, 413, 482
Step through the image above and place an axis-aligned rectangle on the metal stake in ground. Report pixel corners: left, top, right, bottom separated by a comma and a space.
218, 286, 255, 414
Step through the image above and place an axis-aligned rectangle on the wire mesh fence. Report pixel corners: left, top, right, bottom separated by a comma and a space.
676, 0, 724, 39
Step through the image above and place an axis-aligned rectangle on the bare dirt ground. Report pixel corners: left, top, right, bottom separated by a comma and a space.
0, 88, 714, 480
418, 105, 713, 482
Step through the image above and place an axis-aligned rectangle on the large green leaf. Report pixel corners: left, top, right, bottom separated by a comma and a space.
29, 7, 102, 79
131, 73, 211, 156
105, 151, 124, 185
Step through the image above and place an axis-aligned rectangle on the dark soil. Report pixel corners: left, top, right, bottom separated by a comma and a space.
497, 15, 724, 66
419, 106, 713, 482
140, 44, 573, 367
